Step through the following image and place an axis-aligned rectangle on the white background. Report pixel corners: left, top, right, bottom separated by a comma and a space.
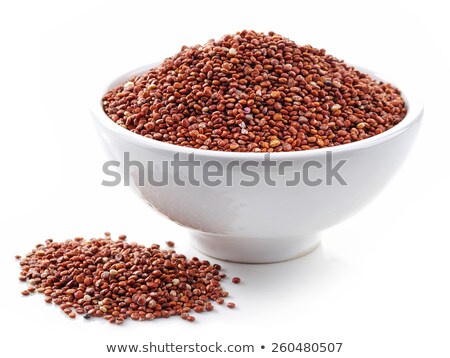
1, 0, 449, 357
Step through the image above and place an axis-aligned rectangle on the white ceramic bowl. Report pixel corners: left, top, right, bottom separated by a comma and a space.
91, 63, 423, 263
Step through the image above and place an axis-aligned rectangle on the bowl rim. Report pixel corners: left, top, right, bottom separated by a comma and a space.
91, 62, 424, 160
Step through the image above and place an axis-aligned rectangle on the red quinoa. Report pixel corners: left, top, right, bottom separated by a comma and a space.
17, 235, 237, 324
103, 30, 407, 152
231, 277, 241, 284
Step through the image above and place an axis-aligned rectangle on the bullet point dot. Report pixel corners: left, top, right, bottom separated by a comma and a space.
261, 345, 265, 349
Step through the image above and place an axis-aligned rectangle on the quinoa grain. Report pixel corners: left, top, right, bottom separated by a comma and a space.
227, 302, 236, 309
186, 315, 196, 322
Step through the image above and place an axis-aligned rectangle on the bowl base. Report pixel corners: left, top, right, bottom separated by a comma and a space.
190, 232, 320, 263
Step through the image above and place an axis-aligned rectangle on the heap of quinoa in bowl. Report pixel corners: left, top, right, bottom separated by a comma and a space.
94, 30, 421, 262
102, 30, 407, 153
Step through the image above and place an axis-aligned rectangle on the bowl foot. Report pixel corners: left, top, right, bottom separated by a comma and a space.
189, 232, 320, 263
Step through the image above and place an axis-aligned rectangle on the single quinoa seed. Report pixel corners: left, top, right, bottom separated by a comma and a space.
15, 255, 21, 260
166, 241, 175, 248
231, 277, 241, 284
17, 234, 237, 324
103, 30, 407, 153
227, 302, 236, 309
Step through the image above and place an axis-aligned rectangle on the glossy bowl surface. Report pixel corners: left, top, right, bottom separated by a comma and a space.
91, 63, 423, 262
